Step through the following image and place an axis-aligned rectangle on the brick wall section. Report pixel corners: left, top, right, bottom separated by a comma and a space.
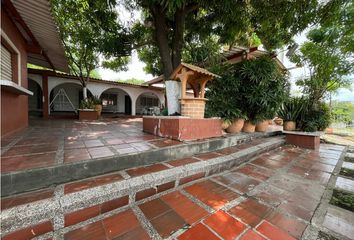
285, 134, 320, 150
143, 117, 223, 141
1, 9, 29, 136
181, 99, 206, 119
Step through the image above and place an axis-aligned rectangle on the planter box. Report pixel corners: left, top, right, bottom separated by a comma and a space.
284, 131, 323, 150
78, 109, 98, 121
143, 116, 222, 141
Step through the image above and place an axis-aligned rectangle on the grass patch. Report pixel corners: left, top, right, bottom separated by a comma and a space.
340, 168, 354, 179
344, 156, 354, 163
330, 189, 354, 212
317, 231, 338, 240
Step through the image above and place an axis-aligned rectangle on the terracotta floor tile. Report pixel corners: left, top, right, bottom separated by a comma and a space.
84, 139, 105, 148
64, 141, 85, 149
1, 152, 56, 173
252, 157, 288, 170
64, 221, 106, 240
94, 173, 124, 186
278, 202, 312, 221
64, 205, 100, 227
214, 173, 261, 193
204, 211, 246, 240
1, 188, 54, 210
64, 179, 97, 194
101, 196, 129, 214
113, 226, 150, 240
139, 198, 171, 220
256, 221, 296, 240
88, 147, 115, 158
178, 223, 220, 240
240, 229, 267, 240
64, 148, 91, 163
229, 206, 262, 227
185, 180, 239, 209
150, 210, 186, 238
103, 209, 140, 239
266, 212, 307, 239
167, 157, 200, 167
106, 138, 124, 145
126, 164, 169, 177
236, 164, 273, 181
161, 191, 208, 225
194, 152, 222, 161
149, 139, 182, 148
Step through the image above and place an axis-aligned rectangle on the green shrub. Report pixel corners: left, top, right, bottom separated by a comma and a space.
277, 97, 305, 121
80, 99, 95, 109
330, 189, 354, 212
298, 102, 331, 132
205, 64, 245, 122
92, 95, 102, 105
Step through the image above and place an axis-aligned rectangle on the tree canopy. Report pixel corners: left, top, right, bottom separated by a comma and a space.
51, 0, 131, 98
121, 0, 320, 77
291, 0, 354, 104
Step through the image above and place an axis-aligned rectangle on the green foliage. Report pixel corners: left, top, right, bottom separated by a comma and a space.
291, 1, 354, 104
332, 101, 354, 124
92, 96, 102, 105
206, 57, 289, 124
237, 57, 290, 124
89, 70, 102, 79
126, 0, 320, 77
297, 102, 332, 132
277, 97, 305, 121
79, 98, 95, 109
330, 189, 354, 212
115, 78, 145, 85
340, 168, 354, 179
205, 64, 245, 122
51, 0, 131, 91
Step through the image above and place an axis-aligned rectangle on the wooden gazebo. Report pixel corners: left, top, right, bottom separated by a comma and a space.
170, 63, 219, 118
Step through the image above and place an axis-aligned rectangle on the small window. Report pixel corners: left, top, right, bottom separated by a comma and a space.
1, 44, 13, 81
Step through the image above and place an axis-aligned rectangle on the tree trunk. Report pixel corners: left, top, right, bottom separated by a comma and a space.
83, 86, 88, 100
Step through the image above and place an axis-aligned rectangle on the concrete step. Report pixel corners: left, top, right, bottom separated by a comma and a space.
1, 136, 285, 239
322, 205, 354, 240
1, 131, 281, 196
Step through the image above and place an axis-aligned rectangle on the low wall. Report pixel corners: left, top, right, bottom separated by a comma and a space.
143, 116, 222, 141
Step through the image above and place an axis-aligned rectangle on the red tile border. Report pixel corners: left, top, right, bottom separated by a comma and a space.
64, 205, 100, 227
179, 172, 205, 185
135, 187, 157, 201
101, 196, 129, 214
178, 223, 220, 240
2, 221, 53, 240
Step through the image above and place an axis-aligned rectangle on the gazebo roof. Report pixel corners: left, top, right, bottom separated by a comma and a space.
170, 62, 219, 80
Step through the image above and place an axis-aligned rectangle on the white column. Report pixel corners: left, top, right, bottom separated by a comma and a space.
165, 80, 181, 115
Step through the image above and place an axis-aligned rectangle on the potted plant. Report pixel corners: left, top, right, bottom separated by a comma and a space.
205, 64, 246, 133
92, 95, 103, 117
277, 97, 304, 131
236, 57, 289, 133
78, 98, 98, 120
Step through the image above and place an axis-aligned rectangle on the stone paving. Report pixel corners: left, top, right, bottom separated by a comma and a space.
59, 144, 343, 240
0, 118, 180, 173
2, 143, 347, 240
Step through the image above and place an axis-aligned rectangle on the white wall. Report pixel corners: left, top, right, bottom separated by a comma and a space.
28, 73, 165, 115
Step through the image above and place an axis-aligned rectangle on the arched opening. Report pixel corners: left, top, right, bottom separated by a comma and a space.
28, 79, 43, 117
99, 88, 132, 115
49, 83, 92, 115
136, 92, 161, 115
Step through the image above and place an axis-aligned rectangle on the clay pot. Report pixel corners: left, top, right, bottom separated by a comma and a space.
95, 104, 102, 116
283, 121, 296, 131
242, 120, 256, 133
221, 121, 231, 130
226, 118, 245, 133
274, 118, 283, 126
256, 120, 269, 132
325, 128, 333, 134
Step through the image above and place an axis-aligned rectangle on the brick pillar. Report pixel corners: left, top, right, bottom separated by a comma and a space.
42, 74, 49, 119
180, 98, 206, 118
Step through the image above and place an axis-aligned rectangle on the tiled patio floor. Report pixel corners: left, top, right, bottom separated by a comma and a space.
1, 118, 182, 173
59, 144, 347, 240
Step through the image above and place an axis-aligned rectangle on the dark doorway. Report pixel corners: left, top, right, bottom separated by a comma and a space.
125, 95, 132, 115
